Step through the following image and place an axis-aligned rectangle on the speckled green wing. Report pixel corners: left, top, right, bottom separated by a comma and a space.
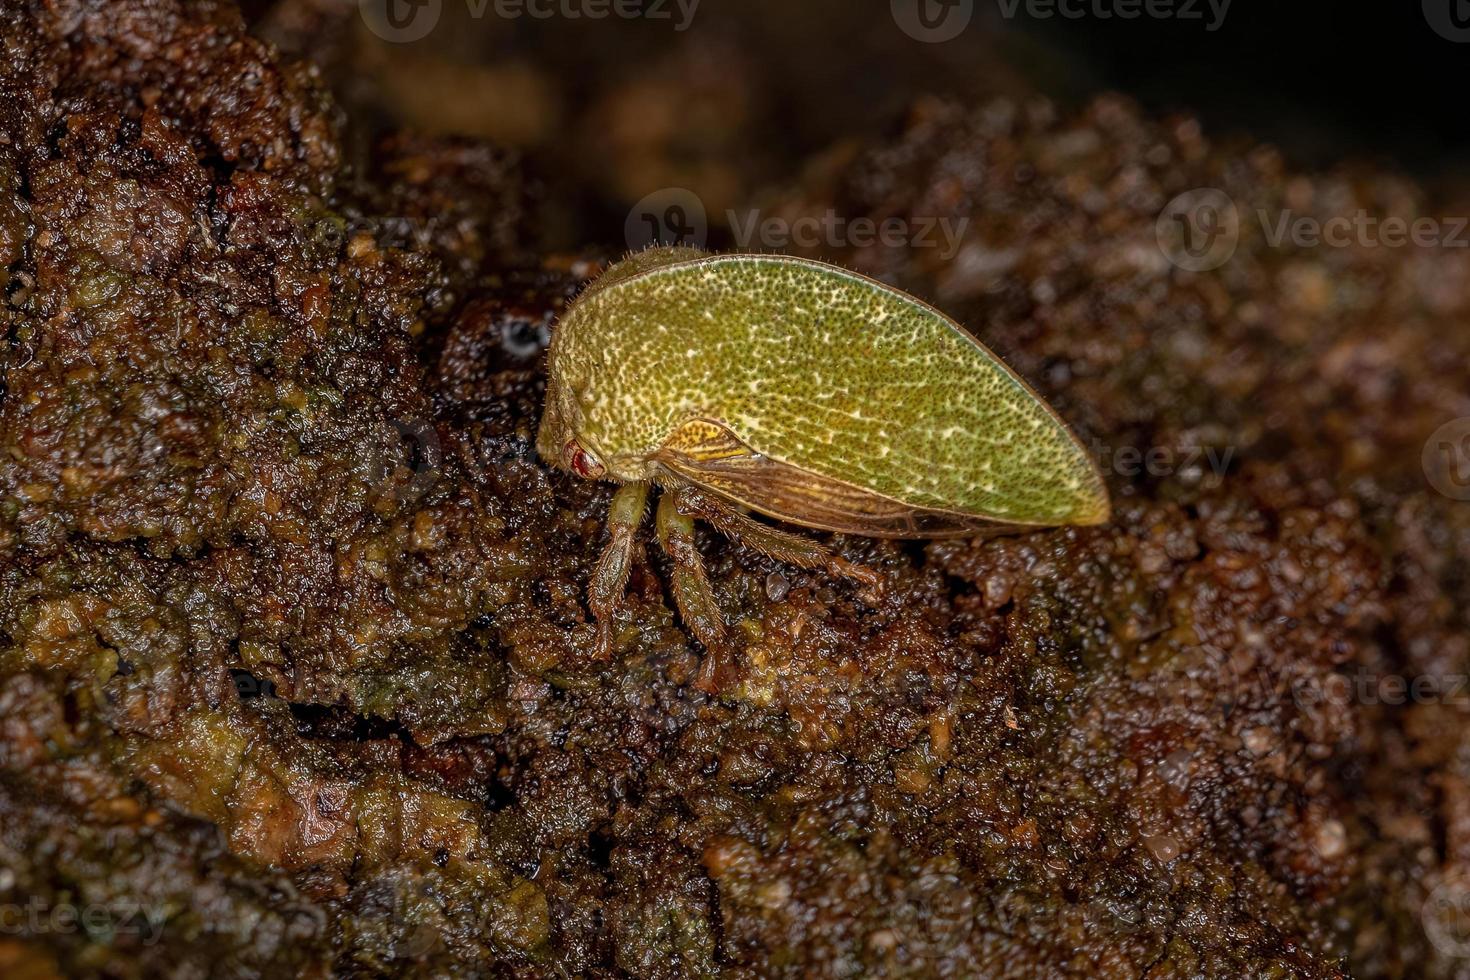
556, 250, 1109, 535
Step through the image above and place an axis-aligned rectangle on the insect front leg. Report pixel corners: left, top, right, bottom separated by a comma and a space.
654, 490, 729, 693
671, 487, 885, 603
588, 480, 650, 660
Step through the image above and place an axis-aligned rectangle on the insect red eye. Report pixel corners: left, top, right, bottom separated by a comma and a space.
564, 440, 605, 479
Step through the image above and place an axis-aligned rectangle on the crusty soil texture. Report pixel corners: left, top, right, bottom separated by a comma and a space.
0, 2, 1466, 977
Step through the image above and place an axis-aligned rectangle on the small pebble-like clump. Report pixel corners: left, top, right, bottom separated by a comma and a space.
0, 2, 1466, 977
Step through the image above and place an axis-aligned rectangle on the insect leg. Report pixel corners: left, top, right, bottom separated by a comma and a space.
588, 480, 650, 660
655, 490, 728, 693
671, 486, 885, 602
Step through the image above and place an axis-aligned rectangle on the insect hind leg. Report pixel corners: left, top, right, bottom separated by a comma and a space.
655, 490, 729, 693
671, 486, 885, 603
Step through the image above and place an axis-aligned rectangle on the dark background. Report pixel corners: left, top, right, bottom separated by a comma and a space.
1021, 0, 1470, 178
254, 0, 1470, 240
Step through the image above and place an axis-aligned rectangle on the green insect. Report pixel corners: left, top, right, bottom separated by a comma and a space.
538, 246, 1109, 690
